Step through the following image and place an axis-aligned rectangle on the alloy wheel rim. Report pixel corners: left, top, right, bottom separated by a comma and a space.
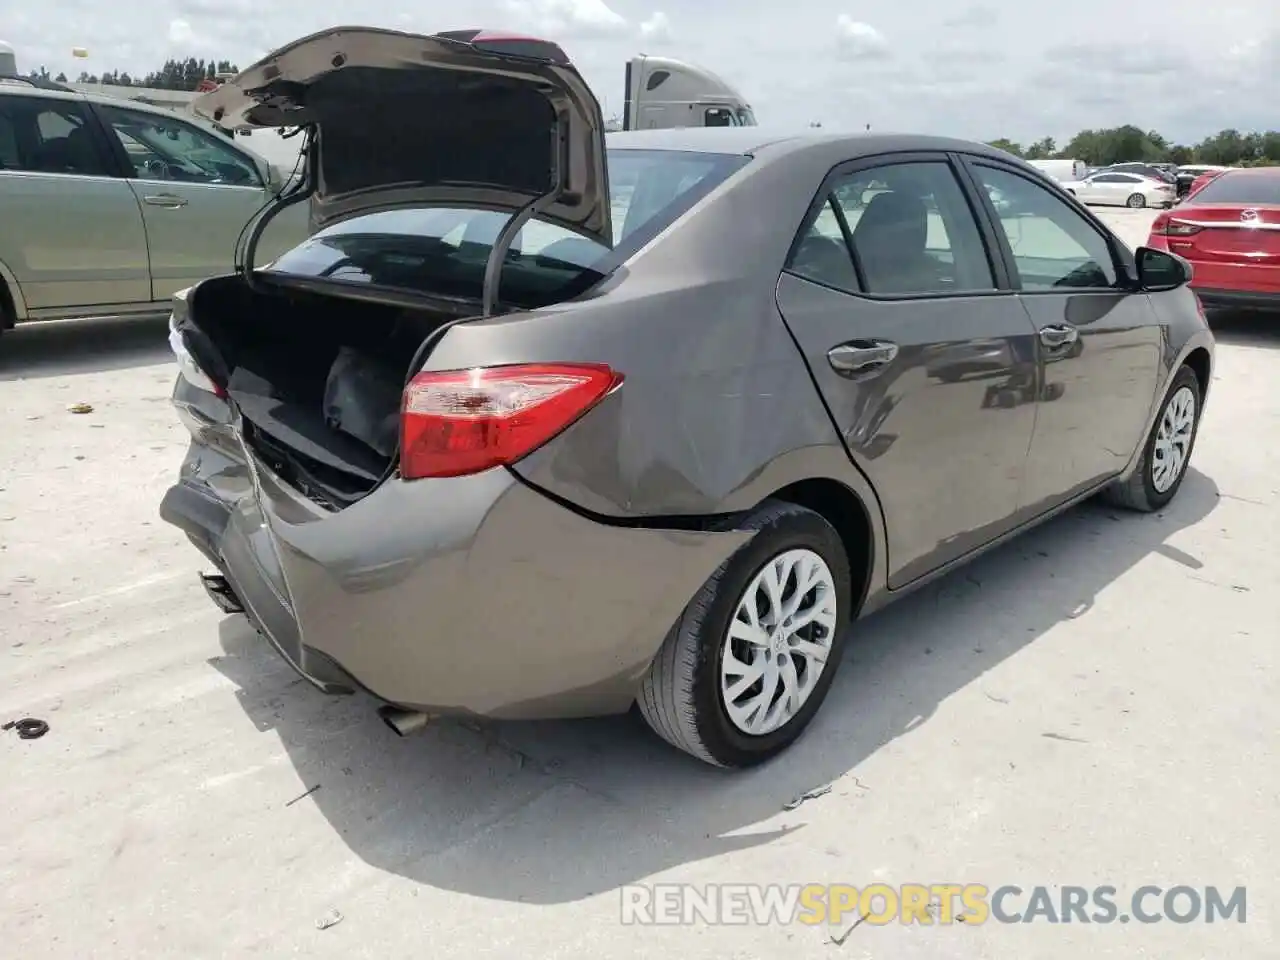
720, 548, 838, 736
1151, 385, 1196, 493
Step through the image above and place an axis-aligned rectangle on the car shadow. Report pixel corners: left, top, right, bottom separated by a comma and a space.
208, 467, 1219, 905
1206, 309, 1280, 349
0, 315, 171, 381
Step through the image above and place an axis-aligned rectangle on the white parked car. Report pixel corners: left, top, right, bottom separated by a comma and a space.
1061, 171, 1176, 208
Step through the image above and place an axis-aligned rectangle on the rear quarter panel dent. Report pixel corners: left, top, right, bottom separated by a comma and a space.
504, 295, 872, 518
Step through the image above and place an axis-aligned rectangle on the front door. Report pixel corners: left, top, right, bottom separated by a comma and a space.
0, 94, 149, 312
776, 154, 1039, 587
91, 103, 304, 300
964, 161, 1162, 515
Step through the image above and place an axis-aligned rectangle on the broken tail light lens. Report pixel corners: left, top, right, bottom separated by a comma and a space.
400, 363, 623, 480
168, 319, 227, 399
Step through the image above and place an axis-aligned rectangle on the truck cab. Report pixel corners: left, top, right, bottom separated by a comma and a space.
622, 54, 756, 130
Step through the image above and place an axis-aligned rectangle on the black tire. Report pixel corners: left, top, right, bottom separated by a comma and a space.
636, 500, 852, 768
1127, 192, 1146, 208
0, 280, 12, 339
1103, 364, 1202, 512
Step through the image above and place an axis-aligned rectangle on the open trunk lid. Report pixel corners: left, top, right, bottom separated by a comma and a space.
191, 26, 612, 245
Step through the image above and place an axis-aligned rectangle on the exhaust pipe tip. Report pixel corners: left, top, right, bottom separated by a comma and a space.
377, 705, 431, 737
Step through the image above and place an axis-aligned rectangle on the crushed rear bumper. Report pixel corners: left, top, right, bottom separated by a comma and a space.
160, 436, 751, 720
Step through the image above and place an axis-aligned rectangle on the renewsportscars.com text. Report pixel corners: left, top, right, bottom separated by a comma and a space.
620, 883, 1248, 926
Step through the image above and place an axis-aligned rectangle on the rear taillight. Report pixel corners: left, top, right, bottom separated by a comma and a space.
1164, 220, 1203, 237
399, 363, 623, 480
168, 320, 226, 399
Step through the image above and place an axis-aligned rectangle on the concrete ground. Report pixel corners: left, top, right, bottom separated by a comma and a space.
1, 207, 1276, 959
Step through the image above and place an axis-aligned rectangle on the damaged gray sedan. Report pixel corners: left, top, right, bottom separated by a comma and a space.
162, 27, 1214, 767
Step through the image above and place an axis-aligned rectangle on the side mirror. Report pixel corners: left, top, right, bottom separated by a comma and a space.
1136, 246, 1192, 291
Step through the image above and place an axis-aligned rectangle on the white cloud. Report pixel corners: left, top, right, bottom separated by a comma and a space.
4, 0, 1277, 144
639, 12, 673, 44
942, 5, 998, 29
500, 0, 629, 38
167, 19, 196, 45
834, 15, 889, 59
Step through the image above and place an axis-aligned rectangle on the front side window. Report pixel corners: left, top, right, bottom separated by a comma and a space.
704, 107, 738, 127
265, 148, 749, 308
788, 160, 997, 296
970, 164, 1119, 291
0, 96, 111, 176
96, 104, 262, 187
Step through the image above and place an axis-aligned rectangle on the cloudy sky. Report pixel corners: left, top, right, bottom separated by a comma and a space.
4, 0, 1276, 144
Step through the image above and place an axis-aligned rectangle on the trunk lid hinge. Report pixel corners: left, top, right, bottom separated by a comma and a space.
236, 125, 318, 292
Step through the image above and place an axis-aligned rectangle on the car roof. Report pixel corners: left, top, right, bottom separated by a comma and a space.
0, 80, 190, 122
605, 127, 1026, 163
1216, 166, 1280, 178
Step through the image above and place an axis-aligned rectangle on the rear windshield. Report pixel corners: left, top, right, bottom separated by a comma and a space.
1188, 173, 1280, 206
265, 148, 749, 307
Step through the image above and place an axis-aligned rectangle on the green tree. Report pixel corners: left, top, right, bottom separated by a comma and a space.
986, 138, 1024, 157
1024, 136, 1057, 160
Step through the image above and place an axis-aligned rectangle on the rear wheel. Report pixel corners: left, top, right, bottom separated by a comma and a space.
1126, 192, 1146, 208
637, 500, 851, 768
1103, 364, 1201, 512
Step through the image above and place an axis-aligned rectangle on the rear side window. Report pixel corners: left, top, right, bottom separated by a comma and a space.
0, 95, 112, 176
1187, 173, 1280, 206
787, 160, 997, 296
969, 164, 1119, 291
265, 148, 748, 308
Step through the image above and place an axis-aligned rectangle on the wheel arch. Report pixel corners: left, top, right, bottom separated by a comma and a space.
758, 476, 878, 618
1182, 346, 1212, 404
1118, 331, 1214, 483
0, 257, 27, 328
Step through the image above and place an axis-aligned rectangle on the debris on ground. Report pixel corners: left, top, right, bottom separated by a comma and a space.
285, 784, 321, 807
67, 402, 94, 414
3, 718, 50, 740
315, 909, 343, 931
783, 782, 833, 810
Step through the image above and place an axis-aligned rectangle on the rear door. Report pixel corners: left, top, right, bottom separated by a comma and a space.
962, 159, 1161, 513
1089, 173, 1130, 205
90, 102, 305, 300
0, 93, 150, 312
775, 152, 1039, 588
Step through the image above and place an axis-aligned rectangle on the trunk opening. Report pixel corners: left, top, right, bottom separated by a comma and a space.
186, 274, 480, 510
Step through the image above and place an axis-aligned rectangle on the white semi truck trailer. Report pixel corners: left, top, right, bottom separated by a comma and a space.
620, 54, 756, 130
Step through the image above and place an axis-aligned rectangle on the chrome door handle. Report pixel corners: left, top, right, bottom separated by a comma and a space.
827, 340, 899, 375
143, 194, 187, 208
1039, 324, 1079, 347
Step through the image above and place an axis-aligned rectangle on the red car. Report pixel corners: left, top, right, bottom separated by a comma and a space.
1184, 170, 1225, 200
1148, 167, 1280, 310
